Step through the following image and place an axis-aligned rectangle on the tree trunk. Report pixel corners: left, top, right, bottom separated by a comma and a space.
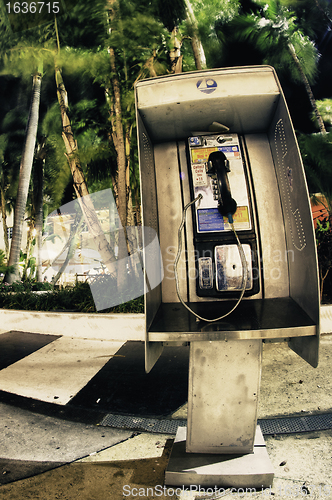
51, 212, 84, 286
134, 49, 158, 81
0, 175, 9, 260
33, 141, 45, 282
184, 0, 206, 70
106, 0, 131, 293
108, 47, 129, 291
190, 34, 206, 70
135, 189, 141, 226
4, 70, 42, 284
169, 27, 183, 73
106, 0, 127, 230
22, 220, 34, 281
104, 86, 119, 208
320, 266, 329, 302
289, 43, 327, 134
55, 63, 116, 274
125, 123, 135, 227
108, 47, 127, 230
35, 171, 44, 282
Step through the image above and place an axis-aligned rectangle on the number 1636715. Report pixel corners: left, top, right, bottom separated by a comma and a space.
6, 2, 60, 14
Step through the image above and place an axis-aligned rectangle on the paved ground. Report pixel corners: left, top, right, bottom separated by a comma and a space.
0, 329, 331, 499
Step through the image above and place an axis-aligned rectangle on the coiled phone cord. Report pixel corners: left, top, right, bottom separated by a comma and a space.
174, 194, 248, 323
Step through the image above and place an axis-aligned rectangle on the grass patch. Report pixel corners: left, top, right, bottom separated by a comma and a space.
0, 281, 144, 313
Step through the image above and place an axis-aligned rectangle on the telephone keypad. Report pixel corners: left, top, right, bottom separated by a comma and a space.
212, 179, 219, 200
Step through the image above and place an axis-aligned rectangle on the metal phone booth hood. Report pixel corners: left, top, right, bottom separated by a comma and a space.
135, 66, 320, 489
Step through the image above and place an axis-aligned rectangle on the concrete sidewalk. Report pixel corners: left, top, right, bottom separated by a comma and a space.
0, 337, 332, 499
1, 303, 332, 340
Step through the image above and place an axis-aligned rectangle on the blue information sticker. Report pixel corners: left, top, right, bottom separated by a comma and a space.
218, 146, 239, 153
197, 208, 225, 232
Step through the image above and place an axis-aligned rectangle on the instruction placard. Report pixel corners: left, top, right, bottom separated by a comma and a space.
192, 164, 208, 187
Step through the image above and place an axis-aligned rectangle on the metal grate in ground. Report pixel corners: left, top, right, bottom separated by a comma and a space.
100, 412, 332, 436
100, 413, 186, 434
258, 413, 332, 435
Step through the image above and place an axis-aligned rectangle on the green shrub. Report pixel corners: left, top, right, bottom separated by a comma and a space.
0, 281, 144, 313
0, 280, 53, 293
316, 218, 332, 302
0, 250, 14, 276
31, 281, 53, 291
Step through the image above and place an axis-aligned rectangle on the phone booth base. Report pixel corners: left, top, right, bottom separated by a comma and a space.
165, 426, 274, 489
165, 339, 274, 489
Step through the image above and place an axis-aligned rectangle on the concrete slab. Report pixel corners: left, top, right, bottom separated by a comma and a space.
78, 432, 169, 462
258, 336, 332, 418
0, 310, 145, 340
0, 403, 132, 462
174, 431, 332, 499
165, 426, 274, 489
0, 337, 125, 404
0, 324, 331, 497
320, 304, 332, 334
1, 429, 332, 499
0, 331, 61, 369
67, 341, 189, 417
0, 458, 67, 486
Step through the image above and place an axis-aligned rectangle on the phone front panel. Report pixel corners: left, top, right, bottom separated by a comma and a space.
188, 134, 260, 298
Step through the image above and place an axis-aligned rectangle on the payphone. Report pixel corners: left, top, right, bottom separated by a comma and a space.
187, 133, 259, 299
135, 66, 320, 488
174, 132, 260, 323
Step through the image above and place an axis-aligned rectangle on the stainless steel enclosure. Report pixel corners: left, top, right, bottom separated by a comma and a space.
135, 66, 320, 487
135, 66, 319, 370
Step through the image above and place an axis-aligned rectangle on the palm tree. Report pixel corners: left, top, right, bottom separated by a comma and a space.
106, 0, 127, 232
54, 60, 117, 273
221, 0, 326, 133
288, 39, 326, 133
184, 0, 207, 70
155, 0, 187, 72
104, 0, 169, 229
0, 135, 10, 260
0, 115, 26, 263
297, 130, 332, 299
32, 137, 46, 282
298, 132, 332, 214
4, 67, 43, 283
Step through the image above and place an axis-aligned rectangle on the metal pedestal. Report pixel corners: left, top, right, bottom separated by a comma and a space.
165, 425, 274, 488
165, 340, 274, 488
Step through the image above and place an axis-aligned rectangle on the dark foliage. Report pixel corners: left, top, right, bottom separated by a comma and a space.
0, 281, 144, 313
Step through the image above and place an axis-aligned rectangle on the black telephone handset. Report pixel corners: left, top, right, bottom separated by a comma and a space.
208, 151, 237, 223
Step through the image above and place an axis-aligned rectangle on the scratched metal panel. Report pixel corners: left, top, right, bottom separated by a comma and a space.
154, 142, 188, 303
136, 66, 279, 141
136, 113, 163, 372
244, 133, 289, 298
187, 340, 262, 454
268, 96, 320, 367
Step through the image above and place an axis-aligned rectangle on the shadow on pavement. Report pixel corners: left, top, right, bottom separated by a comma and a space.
68, 342, 190, 418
